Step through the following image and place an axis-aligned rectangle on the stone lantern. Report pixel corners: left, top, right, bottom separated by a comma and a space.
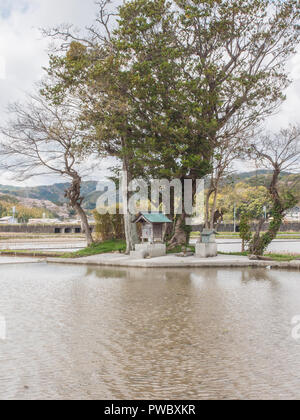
195, 229, 218, 258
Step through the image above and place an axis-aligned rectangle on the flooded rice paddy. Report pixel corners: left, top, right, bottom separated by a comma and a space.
0, 263, 300, 400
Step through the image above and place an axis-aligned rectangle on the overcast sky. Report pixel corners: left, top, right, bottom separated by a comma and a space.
0, 0, 299, 186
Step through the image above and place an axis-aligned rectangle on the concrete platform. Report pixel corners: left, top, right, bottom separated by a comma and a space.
47, 253, 300, 270
131, 243, 167, 259
0, 256, 42, 265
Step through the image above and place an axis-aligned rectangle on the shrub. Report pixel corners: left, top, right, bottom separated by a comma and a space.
93, 206, 125, 242
239, 213, 252, 252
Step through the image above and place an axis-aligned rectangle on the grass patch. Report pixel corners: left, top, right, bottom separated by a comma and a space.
273, 235, 300, 240
0, 240, 127, 259
191, 231, 300, 240
167, 245, 195, 254
0, 249, 61, 257
264, 253, 299, 262
219, 251, 300, 262
60, 240, 127, 258
218, 251, 249, 257
62, 241, 196, 258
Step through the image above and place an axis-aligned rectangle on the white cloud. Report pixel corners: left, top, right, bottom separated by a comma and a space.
0, 0, 97, 101
0, 0, 101, 186
266, 46, 300, 131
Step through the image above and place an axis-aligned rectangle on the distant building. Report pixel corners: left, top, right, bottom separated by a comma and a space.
63, 218, 95, 225
0, 216, 18, 224
285, 206, 300, 222
64, 219, 81, 224
27, 218, 61, 225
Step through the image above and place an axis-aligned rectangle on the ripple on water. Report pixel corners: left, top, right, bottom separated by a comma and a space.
0, 263, 299, 400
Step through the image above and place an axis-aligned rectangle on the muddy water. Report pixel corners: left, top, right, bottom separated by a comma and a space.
0, 263, 300, 400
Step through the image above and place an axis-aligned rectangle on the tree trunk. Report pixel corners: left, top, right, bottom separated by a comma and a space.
205, 174, 216, 229
168, 177, 196, 249
121, 161, 139, 254
209, 188, 218, 229
65, 173, 94, 247
205, 188, 214, 229
168, 213, 189, 249
123, 212, 139, 254
74, 202, 94, 246
249, 166, 294, 256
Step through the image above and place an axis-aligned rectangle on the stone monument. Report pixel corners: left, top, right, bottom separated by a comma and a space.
195, 229, 218, 258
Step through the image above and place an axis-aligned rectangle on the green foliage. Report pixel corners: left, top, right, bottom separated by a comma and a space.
0, 198, 54, 221
42, 0, 300, 182
216, 182, 272, 221
239, 213, 252, 252
250, 188, 297, 256
0, 194, 18, 204
38, 0, 299, 248
181, 218, 192, 243
93, 208, 125, 242
60, 240, 127, 258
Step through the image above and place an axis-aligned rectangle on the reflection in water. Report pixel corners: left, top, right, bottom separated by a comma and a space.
0, 263, 299, 400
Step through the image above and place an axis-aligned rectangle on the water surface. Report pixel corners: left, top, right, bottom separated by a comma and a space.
0, 263, 300, 400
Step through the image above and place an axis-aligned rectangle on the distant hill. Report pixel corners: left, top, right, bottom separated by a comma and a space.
225, 170, 292, 184
223, 170, 300, 203
0, 181, 99, 207
0, 171, 299, 213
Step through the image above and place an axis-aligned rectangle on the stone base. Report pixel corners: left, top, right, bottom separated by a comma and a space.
130, 243, 167, 259
175, 252, 194, 258
195, 243, 218, 258
130, 250, 149, 259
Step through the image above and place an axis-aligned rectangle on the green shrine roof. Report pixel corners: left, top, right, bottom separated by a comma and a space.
136, 212, 172, 224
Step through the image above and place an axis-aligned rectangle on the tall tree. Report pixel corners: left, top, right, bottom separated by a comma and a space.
0, 94, 94, 245
204, 131, 250, 229
250, 126, 300, 256
108, 0, 300, 245
41, 40, 143, 253
43, 0, 300, 249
